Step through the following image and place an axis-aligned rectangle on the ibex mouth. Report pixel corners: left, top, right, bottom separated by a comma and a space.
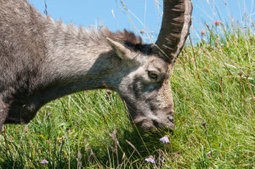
130, 113, 175, 132
131, 116, 175, 132
122, 100, 175, 132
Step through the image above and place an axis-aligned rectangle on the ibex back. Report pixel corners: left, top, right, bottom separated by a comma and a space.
0, 0, 192, 131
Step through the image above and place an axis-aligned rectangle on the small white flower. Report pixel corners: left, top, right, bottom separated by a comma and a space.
40, 159, 49, 164
160, 135, 170, 143
145, 156, 155, 163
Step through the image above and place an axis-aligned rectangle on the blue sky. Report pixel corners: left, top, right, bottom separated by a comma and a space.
29, 0, 254, 43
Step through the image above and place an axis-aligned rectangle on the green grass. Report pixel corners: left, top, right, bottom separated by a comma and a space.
1, 12, 255, 169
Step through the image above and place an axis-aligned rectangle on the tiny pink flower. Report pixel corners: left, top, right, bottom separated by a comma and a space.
145, 156, 155, 163
160, 135, 170, 143
201, 30, 206, 36
40, 159, 49, 164
215, 20, 220, 26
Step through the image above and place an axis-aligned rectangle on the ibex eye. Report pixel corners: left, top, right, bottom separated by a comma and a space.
148, 71, 158, 80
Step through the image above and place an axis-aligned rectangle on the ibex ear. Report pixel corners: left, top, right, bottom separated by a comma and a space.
106, 37, 133, 60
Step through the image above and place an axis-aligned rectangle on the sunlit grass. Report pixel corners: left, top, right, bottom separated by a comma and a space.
0, 0, 255, 168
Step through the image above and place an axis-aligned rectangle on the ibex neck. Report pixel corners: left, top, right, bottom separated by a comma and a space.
35, 20, 115, 105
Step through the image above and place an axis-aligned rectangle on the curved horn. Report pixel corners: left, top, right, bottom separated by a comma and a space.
156, 0, 192, 63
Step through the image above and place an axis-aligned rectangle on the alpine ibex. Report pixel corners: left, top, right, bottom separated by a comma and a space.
0, 0, 192, 131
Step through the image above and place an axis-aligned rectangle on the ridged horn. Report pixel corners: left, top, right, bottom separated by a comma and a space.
155, 0, 192, 63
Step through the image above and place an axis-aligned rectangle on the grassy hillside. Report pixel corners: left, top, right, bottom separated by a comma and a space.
0, 13, 255, 169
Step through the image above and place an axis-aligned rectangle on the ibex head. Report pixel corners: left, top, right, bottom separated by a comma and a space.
105, 0, 192, 131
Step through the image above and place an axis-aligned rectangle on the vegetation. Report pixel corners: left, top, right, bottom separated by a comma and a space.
0, 2, 254, 169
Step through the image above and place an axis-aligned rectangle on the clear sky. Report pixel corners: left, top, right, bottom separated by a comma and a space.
29, 0, 254, 43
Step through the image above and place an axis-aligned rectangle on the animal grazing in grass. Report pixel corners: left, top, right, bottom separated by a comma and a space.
0, 0, 192, 131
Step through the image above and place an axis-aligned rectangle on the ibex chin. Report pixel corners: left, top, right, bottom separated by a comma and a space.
0, 0, 192, 131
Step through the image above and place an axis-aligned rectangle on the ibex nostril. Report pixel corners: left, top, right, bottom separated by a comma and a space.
168, 116, 174, 123
152, 120, 160, 128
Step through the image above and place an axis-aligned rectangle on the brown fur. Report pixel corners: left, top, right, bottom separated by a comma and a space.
105, 29, 143, 45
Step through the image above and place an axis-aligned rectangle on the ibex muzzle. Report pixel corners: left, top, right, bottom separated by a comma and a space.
0, 0, 192, 132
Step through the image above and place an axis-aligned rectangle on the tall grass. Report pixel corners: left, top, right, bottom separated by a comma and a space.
0, 0, 254, 168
